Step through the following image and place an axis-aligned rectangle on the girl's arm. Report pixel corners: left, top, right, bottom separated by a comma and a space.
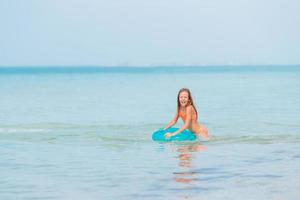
163, 112, 179, 130
166, 106, 192, 137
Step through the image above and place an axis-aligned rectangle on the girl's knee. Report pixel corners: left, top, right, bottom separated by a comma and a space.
201, 126, 209, 137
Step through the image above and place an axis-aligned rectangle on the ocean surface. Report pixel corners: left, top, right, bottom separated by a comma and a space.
0, 65, 299, 200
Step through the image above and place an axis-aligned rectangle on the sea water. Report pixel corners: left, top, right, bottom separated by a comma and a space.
0, 66, 299, 200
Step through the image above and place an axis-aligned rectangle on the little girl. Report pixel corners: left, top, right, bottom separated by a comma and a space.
164, 88, 209, 139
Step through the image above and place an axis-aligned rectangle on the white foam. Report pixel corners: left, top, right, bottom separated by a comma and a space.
0, 128, 48, 133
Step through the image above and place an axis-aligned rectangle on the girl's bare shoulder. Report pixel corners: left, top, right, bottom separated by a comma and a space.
186, 105, 194, 112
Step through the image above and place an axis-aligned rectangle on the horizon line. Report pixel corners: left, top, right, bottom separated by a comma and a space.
0, 64, 300, 68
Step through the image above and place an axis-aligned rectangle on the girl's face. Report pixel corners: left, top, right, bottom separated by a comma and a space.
179, 91, 190, 107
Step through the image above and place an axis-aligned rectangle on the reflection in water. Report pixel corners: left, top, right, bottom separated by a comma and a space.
172, 142, 207, 199
176, 143, 207, 168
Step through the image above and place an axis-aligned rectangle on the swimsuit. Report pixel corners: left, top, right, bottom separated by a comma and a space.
179, 110, 197, 121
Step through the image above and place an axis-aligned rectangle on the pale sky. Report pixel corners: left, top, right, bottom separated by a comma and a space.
0, 0, 299, 66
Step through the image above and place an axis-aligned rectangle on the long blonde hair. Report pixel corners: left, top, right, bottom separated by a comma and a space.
177, 88, 198, 119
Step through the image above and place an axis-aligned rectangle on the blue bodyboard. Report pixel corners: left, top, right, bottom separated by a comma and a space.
152, 127, 196, 142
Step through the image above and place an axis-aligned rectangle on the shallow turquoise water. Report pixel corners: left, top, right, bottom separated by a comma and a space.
0, 66, 299, 199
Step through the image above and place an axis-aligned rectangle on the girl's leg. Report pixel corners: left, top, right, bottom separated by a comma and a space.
195, 125, 209, 139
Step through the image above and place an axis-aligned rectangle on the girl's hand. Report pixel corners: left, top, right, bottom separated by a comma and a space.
165, 132, 173, 138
